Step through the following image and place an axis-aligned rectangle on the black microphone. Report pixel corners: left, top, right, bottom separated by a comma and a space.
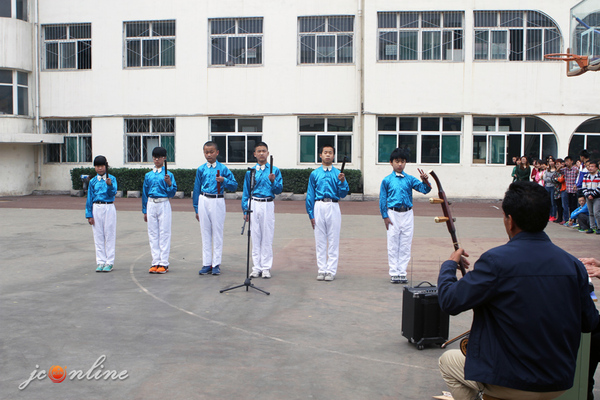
249, 167, 256, 192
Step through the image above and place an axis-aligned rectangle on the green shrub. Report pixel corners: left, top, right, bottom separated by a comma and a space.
71, 167, 362, 195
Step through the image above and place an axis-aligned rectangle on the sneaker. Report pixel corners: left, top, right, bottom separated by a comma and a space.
149, 265, 158, 273
571, 224, 579, 229
586, 229, 595, 234
549, 216, 556, 222
262, 270, 271, 279
212, 265, 221, 275
596, 230, 600, 235
198, 266, 212, 275
250, 270, 261, 278
579, 228, 588, 232
316, 272, 325, 281
102, 264, 113, 272
156, 266, 168, 274
399, 275, 408, 284
324, 273, 334, 281
96, 264, 104, 272
559, 221, 565, 225
390, 275, 401, 284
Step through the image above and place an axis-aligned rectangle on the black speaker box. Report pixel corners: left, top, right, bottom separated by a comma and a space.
401, 281, 449, 350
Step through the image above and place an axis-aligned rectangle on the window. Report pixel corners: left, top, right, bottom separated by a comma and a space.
472, 116, 557, 165
378, 11, 463, 61
44, 119, 92, 163
43, 24, 91, 70
209, 17, 263, 66
298, 16, 354, 64
210, 118, 262, 163
0, 69, 28, 115
569, 118, 600, 162
473, 11, 561, 61
125, 118, 175, 163
124, 20, 175, 68
0, 0, 27, 21
299, 117, 352, 163
377, 116, 461, 164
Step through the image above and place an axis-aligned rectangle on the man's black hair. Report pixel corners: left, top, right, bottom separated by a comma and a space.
589, 160, 599, 168
502, 181, 550, 233
254, 142, 269, 150
564, 155, 572, 162
389, 148, 409, 162
319, 144, 335, 155
152, 147, 167, 158
93, 155, 107, 166
204, 141, 218, 150
580, 149, 590, 159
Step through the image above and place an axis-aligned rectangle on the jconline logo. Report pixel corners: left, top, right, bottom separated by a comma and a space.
19, 355, 128, 390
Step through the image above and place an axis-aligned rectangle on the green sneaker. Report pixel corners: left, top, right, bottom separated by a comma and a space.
102, 264, 113, 272
96, 264, 104, 272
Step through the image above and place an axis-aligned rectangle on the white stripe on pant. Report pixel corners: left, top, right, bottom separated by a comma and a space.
250, 200, 275, 272
147, 200, 172, 267
198, 195, 226, 267
314, 201, 341, 275
92, 203, 116, 265
386, 209, 414, 276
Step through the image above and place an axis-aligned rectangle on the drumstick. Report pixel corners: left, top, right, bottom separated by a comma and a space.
164, 159, 168, 175
270, 155, 273, 174
216, 170, 221, 194
340, 156, 348, 174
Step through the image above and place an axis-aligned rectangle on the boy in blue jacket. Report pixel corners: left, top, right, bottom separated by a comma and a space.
142, 147, 177, 274
86, 155, 117, 272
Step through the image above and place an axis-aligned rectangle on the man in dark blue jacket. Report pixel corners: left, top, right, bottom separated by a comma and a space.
438, 181, 599, 400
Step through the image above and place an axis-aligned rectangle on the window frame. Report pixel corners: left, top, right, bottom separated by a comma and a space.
472, 116, 557, 165
569, 118, 600, 161
298, 15, 355, 65
376, 116, 462, 164
0, 0, 27, 21
44, 119, 92, 164
473, 10, 562, 62
298, 117, 353, 164
0, 69, 28, 116
209, 17, 264, 67
124, 118, 176, 163
123, 20, 176, 69
209, 117, 263, 164
377, 11, 464, 62
42, 23, 92, 71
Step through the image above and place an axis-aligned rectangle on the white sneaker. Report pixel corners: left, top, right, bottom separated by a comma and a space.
262, 270, 271, 279
324, 273, 334, 281
316, 272, 325, 281
250, 270, 261, 278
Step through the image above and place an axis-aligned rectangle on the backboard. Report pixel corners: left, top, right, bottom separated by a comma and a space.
569, 0, 600, 74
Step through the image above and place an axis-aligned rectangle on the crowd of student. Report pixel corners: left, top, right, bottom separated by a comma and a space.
512, 150, 600, 235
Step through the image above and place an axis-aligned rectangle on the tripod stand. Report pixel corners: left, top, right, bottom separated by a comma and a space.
220, 168, 270, 295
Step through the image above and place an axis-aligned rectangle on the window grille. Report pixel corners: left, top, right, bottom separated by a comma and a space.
125, 118, 175, 163
209, 18, 263, 66
298, 16, 354, 64
43, 23, 92, 70
44, 119, 92, 163
125, 20, 176, 68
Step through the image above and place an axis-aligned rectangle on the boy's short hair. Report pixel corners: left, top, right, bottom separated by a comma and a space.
555, 158, 564, 164
93, 155, 107, 166
319, 144, 335, 155
564, 156, 572, 162
502, 181, 550, 233
580, 149, 590, 159
152, 147, 167, 158
254, 142, 269, 150
589, 160, 599, 168
389, 148, 409, 162
204, 141, 218, 150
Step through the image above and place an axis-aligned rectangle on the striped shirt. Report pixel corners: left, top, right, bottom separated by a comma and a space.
583, 172, 600, 199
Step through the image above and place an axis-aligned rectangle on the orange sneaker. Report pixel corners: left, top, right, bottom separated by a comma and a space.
149, 265, 158, 274
156, 266, 168, 274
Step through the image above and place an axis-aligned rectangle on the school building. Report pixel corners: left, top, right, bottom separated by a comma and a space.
1, 0, 599, 197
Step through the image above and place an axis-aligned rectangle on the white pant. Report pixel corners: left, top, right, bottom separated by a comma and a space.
197, 195, 226, 267
249, 200, 275, 272
387, 209, 414, 276
92, 203, 116, 265
146, 200, 172, 267
314, 201, 341, 275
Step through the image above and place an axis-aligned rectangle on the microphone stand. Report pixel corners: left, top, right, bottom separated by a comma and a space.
220, 167, 270, 296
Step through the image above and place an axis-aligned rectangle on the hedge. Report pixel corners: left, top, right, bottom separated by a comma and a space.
71, 167, 362, 195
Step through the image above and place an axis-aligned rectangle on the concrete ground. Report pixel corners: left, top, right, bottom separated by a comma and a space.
1, 196, 599, 400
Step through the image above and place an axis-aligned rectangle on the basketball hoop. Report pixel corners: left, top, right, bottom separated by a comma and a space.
544, 53, 589, 69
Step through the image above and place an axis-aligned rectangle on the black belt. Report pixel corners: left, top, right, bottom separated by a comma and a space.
389, 206, 412, 212
202, 193, 224, 199
253, 197, 274, 202
94, 201, 113, 204
317, 198, 338, 203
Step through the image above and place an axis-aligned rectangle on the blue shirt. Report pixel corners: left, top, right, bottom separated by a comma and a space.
192, 161, 238, 213
242, 163, 283, 213
379, 172, 431, 219
85, 174, 117, 218
305, 166, 349, 219
142, 167, 177, 214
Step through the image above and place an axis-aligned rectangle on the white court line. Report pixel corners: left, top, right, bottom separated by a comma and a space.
129, 252, 436, 371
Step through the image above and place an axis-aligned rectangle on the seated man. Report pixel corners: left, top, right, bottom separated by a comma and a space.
437, 181, 599, 400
